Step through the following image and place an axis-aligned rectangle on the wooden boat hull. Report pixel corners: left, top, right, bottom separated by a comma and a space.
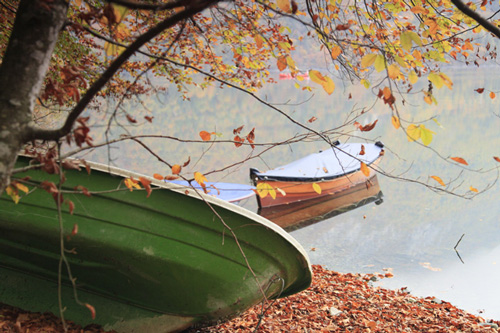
259, 175, 383, 231
250, 142, 383, 208
0, 156, 312, 332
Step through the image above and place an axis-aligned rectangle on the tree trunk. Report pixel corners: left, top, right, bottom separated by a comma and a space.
0, 0, 68, 194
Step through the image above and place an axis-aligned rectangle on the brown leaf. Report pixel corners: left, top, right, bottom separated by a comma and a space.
233, 125, 244, 135
354, 119, 378, 132
153, 173, 164, 180
126, 114, 137, 123
494, 156, 500, 163
475, 88, 485, 94
308, 116, 317, 123
183, 157, 191, 167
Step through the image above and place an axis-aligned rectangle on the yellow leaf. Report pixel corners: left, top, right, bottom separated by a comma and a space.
256, 182, 277, 199
309, 69, 324, 85
309, 70, 335, 95
391, 116, 400, 129
277, 0, 291, 12
5, 186, 20, 204
321, 76, 335, 95
361, 79, 370, 88
124, 178, 141, 191
374, 55, 386, 72
361, 54, 377, 68
409, 71, 418, 84
400, 32, 412, 51
14, 183, 29, 194
439, 73, 453, 89
407, 124, 421, 142
286, 55, 296, 72
104, 41, 125, 57
331, 46, 342, 60
419, 124, 435, 146
470, 186, 478, 193
112, 4, 129, 23
312, 183, 322, 194
194, 172, 207, 186
387, 64, 400, 79
360, 162, 370, 177
428, 72, 444, 89
430, 175, 445, 186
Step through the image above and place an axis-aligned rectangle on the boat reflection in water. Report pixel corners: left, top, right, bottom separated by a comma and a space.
258, 176, 383, 231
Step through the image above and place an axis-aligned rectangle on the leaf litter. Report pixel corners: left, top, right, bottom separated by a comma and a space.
1, 265, 499, 332
189, 265, 500, 332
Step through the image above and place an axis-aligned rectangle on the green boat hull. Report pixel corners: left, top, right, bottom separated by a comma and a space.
0, 156, 312, 332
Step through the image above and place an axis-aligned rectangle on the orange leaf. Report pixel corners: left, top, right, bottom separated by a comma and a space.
494, 156, 500, 163
153, 173, 164, 180
430, 175, 445, 186
391, 116, 400, 129
359, 145, 365, 155
308, 116, 317, 123
360, 162, 370, 177
71, 223, 78, 236
139, 177, 152, 197
164, 175, 179, 180
234, 135, 244, 148
85, 303, 96, 320
199, 131, 212, 141
470, 186, 478, 193
194, 171, 207, 186
277, 56, 287, 71
171, 164, 182, 175
490, 91, 496, 99
451, 157, 468, 165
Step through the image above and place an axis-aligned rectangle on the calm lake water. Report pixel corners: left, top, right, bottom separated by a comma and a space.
83, 66, 500, 320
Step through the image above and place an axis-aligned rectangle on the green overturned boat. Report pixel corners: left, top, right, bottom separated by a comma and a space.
0, 155, 312, 332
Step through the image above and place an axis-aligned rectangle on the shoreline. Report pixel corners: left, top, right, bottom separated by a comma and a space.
1, 265, 498, 332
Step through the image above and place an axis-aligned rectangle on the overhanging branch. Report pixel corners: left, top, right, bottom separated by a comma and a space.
450, 0, 500, 38
24, 0, 220, 143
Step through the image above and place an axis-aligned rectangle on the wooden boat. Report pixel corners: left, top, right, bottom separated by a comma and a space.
250, 142, 384, 208
259, 175, 383, 231
166, 180, 255, 204
0, 155, 312, 332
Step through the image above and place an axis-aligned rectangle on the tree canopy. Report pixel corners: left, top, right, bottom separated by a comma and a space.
1, 0, 500, 198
